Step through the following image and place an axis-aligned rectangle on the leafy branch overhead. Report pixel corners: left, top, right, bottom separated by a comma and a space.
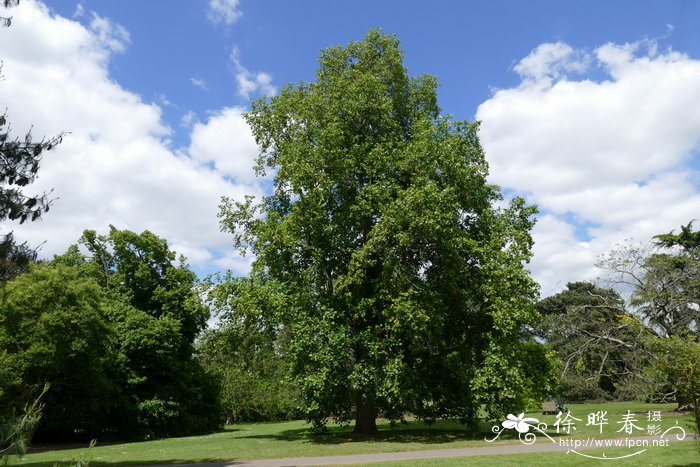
1, 2, 65, 283
0, 114, 63, 224
0, 0, 19, 28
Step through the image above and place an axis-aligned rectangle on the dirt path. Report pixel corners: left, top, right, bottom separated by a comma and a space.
153, 434, 693, 467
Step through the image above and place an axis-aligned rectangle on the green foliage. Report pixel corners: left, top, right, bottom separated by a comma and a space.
535, 282, 654, 402
0, 233, 36, 283
600, 225, 700, 339
654, 220, 700, 251
219, 30, 554, 432
0, 383, 46, 464
198, 328, 300, 423
0, 21, 63, 281
632, 251, 700, 338
0, 106, 62, 281
80, 228, 207, 339
596, 221, 700, 431
0, 264, 114, 440
649, 334, 700, 446
73, 227, 222, 439
199, 274, 300, 422
0, 111, 61, 226
0, 227, 221, 442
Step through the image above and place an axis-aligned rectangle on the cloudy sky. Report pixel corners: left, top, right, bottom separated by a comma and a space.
1, 0, 699, 297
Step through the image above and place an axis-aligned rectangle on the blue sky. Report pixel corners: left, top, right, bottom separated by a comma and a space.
1, 0, 700, 297
47, 1, 700, 133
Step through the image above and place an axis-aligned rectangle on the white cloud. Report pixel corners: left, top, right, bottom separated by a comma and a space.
181, 110, 199, 129
207, 0, 242, 26
189, 107, 262, 183
0, 0, 262, 272
478, 40, 700, 297
190, 75, 209, 91
88, 12, 130, 54
213, 252, 254, 274
231, 46, 277, 99
513, 42, 589, 83
73, 2, 85, 18
528, 215, 598, 297
157, 94, 173, 107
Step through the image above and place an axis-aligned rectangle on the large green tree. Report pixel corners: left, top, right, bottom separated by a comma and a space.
74, 227, 222, 439
219, 30, 556, 433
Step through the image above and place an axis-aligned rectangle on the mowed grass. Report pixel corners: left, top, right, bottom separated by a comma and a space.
11, 402, 697, 466
335, 441, 700, 466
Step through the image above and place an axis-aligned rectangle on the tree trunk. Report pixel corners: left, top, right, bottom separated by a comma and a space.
353, 397, 378, 435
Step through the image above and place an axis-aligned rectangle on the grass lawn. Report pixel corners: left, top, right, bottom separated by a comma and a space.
10, 402, 697, 466
335, 442, 700, 466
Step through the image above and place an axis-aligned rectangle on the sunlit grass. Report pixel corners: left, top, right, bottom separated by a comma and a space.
11, 402, 695, 466
335, 441, 699, 466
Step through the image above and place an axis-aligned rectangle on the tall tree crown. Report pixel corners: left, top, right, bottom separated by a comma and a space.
219, 30, 551, 432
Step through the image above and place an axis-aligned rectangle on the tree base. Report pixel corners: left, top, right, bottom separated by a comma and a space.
353, 400, 378, 435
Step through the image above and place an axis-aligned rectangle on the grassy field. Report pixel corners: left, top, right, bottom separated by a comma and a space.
10, 402, 698, 466
334, 442, 700, 466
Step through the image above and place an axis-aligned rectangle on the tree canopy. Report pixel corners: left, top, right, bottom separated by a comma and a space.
0, 263, 114, 439
535, 281, 652, 401
0, 227, 221, 441
219, 30, 556, 433
600, 224, 700, 339
198, 275, 301, 423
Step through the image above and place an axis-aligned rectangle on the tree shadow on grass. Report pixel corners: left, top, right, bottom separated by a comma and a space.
12, 459, 244, 467
28, 429, 243, 454
237, 420, 532, 445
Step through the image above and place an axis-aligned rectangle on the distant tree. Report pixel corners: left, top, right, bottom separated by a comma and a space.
598, 222, 700, 410
199, 274, 301, 423
599, 226, 699, 339
0, 233, 36, 282
220, 30, 556, 434
536, 282, 654, 401
650, 335, 699, 442
648, 223, 700, 443
654, 220, 700, 251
